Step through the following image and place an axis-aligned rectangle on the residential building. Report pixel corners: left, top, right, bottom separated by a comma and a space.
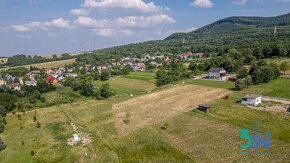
241, 95, 262, 106
25, 80, 37, 86
208, 67, 227, 80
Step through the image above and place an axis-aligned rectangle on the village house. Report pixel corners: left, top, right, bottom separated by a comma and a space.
85, 64, 96, 71
46, 76, 58, 84
0, 73, 5, 86
179, 52, 193, 61
241, 95, 262, 106
7, 83, 21, 91
25, 80, 37, 86
133, 63, 146, 72
45, 68, 55, 75
208, 67, 227, 80
5, 74, 16, 85
30, 70, 41, 75
67, 68, 74, 73
192, 53, 205, 58
57, 76, 65, 81
66, 73, 78, 78
97, 64, 109, 72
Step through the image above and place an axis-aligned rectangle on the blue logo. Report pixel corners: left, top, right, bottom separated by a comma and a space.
240, 119, 270, 149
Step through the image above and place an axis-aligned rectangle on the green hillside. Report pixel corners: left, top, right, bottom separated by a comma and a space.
96, 13, 290, 58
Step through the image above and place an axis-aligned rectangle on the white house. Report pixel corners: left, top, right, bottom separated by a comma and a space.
25, 80, 37, 86
241, 95, 262, 106
72, 134, 81, 142
208, 67, 227, 80
66, 73, 78, 78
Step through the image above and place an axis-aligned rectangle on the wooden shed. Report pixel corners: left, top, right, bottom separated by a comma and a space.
198, 104, 210, 113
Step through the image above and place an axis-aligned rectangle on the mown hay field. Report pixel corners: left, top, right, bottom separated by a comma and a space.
0, 59, 76, 71
158, 111, 290, 162
113, 84, 229, 135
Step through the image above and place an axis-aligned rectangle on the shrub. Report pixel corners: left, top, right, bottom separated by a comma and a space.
36, 121, 41, 128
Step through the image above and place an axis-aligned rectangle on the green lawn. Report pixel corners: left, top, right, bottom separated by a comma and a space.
123, 72, 156, 81
188, 77, 290, 99
187, 79, 235, 90
94, 76, 156, 97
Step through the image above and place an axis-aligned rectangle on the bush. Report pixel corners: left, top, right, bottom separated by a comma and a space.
29, 97, 37, 104
36, 121, 41, 128
100, 70, 110, 81
0, 105, 7, 117
0, 139, 6, 151
0, 122, 4, 133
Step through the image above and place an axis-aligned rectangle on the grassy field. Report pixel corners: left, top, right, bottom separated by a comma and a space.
0, 73, 289, 162
188, 77, 290, 99
94, 76, 156, 98
0, 58, 8, 64
158, 111, 290, 162
0, 77, 191, 162
124, 72, 156, 81
0, 59, 76, 71
113, 84, 228, 135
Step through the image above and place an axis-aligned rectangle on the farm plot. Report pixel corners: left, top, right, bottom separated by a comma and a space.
113, 84, 229, 135
159, 111, 290, 162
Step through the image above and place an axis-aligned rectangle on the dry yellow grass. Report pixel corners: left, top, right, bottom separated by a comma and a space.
113, 84, 229, 135
0, 58, 75, 70
0, 58, 8, 64
159, 112, 290, 162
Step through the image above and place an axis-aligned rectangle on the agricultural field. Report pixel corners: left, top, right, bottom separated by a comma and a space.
123, 72, 156, 81
158, 111, 290, 162
113, 84, 229, 135
94, 76, 156, 99
0, 58, 8, 64
188, 77, 290, 99
0, 59, 76, 71
0, 74, 289, 162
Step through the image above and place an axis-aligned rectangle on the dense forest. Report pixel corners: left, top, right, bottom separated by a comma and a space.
96, 13, 290, 58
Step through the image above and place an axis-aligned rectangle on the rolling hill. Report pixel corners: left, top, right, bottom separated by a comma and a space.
96, 13, 290, 57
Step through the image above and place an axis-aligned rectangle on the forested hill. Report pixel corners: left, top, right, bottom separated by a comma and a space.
166, 13, 290, 39
194, 13, 290, 33
95, 13, 290, 58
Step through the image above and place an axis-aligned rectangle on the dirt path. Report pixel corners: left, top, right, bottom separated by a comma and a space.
262, 97, 290, 105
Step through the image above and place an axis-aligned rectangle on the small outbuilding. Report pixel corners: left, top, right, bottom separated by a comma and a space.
241, 95, 262, 106
73, 134, 81, 142
198, 104, 211, 113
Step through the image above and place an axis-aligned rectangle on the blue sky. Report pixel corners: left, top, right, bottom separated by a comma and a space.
0, 0, 289, 57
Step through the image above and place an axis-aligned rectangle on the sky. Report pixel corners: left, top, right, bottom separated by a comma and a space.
0, 0, 289, 57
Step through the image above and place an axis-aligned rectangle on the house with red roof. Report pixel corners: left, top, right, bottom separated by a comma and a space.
46, 76, 58, 84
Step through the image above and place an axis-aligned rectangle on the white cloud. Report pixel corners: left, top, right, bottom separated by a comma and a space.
83, 0, 161, 13
191, 0, 214, 8
166, 26, 197, 35
74, 16, 110, 28
75, 14, 175, 29
50, 18, 71, 28
115, 14, 176, 28
11, 21, 49, 32
93, 28, 134, 37
11, 18, 71, 32
93, 28, 114, 37
232, 0, 248, 5
70, 8, 90, 16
